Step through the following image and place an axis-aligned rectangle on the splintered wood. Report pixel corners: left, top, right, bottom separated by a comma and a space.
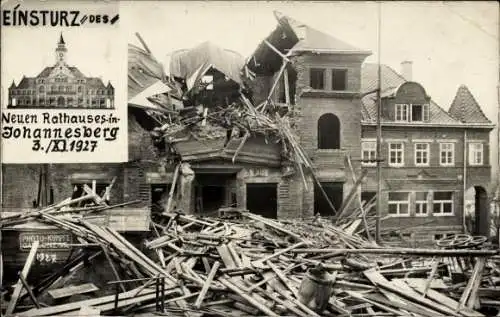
2, 207, 500, 316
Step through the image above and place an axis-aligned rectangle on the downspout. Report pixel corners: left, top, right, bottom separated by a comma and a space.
463, 129, 468, 233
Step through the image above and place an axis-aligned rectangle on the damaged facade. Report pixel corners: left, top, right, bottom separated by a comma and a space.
2, 12, 495, 246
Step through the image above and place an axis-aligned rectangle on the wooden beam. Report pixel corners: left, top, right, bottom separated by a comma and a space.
6, 240, 39, 316
194, 261, 220, 309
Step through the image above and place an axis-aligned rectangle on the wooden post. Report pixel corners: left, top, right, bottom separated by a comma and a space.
6, 240, 39, 316
165, 164, 180, 214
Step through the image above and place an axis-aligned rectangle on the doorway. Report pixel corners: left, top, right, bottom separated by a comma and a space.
194, 173, 235, 214
474, 186, 490, 237
314, 182, 343, 216
246, 183, 278, 219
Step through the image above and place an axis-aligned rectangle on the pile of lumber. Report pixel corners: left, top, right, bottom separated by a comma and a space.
5, 204, 500, 316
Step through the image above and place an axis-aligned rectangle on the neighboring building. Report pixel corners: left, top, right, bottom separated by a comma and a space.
7, 33, 114, 109
360, 64, 494, 243
1, 13, 495, 246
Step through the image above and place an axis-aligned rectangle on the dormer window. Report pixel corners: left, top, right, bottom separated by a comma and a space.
395, 104, 409, 121
395, 103, 429, 122
331, 69, 347, 90
310, 68, 325, 90
411, 104, 430, 122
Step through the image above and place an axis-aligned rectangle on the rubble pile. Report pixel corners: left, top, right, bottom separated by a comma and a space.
2, 193, 500, 316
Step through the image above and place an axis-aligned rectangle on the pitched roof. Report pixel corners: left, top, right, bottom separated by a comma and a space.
16, 77, 36, 89
448, 85, 491, 124
361, 63, 461, 125
37, 67, 54, 78
281, 13, 371, 54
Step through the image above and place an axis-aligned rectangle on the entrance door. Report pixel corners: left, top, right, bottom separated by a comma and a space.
57, 96, 65, 106
314, 182, 343, 216
246, 183, 277, 219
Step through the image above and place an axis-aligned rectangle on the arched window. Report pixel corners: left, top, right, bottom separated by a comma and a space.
318, 113, 341, 149
39, 86, 45, 93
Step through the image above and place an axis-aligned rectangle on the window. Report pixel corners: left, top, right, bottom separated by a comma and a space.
361, 141, 377, 166
469, 143, 483, 165
71, 183, 110, 207
52, 85, 56, 92
411, 104, 430, 122
58, 85, 63, 92
439, 143, 455, 166
318, 113, 340, 149
310, 68, 325, 90
414, 143, 429, 166
78, 86, 83, 93
39, 85, 45, 93
388, 192, 410, 216
39, 98, 45, 105
389, 143, 404, 166
415, 192, 428, 216
395, 104, 409, 121
201, 75, 214, 90
66, 86, 71, 92
331, 69, 347, 90
433, 192, 454, 215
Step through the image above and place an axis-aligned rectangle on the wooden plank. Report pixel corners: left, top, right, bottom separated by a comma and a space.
218, 277, 279, 317
405, 279, 484, 317
194, 261, 220, 309
78, 306, 101, 316
266, 260, 299, 298
48, 283, 99, 299
364, 269, 461, 317
465, 258, 486, 310
18, 286, 157, 316
6, 240, 39, 316
165, 164, 180, 214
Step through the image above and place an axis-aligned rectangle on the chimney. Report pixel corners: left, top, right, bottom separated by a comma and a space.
401, 60, 413, 81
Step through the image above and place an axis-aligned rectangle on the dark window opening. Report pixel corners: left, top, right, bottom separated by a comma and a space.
151, 184, 171, 215
411, 104, 429, 122
332, 69, 347, 90
314, 182, 343, 216
70, 183, 108, 207
194, 174, 235, 215
278, 66, 298, 105
310, 68, 325, 90
318, 113, 341, 149
361, 191, 377, 210
246, 183, 278, 219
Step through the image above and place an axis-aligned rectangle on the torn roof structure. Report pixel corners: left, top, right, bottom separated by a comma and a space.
246, 11, 371, 75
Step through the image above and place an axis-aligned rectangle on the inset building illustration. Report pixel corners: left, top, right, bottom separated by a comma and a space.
7, 33, 115, 109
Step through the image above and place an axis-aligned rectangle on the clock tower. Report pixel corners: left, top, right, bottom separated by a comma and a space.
55, 33, 67, 64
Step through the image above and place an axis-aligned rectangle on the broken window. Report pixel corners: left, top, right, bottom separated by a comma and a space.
70, 182, 109, 207
201, 75, 214, 90
310, 68, 325, 90
331, 69, 347, 90
318, 113, 340, 149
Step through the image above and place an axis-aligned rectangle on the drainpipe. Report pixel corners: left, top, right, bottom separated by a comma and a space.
463, 129, 468, 233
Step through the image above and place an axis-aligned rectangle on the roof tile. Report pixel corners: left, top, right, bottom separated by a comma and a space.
448, 85, 491, 124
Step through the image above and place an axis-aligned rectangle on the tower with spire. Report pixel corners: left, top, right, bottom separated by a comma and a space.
55, 32, 67, 64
